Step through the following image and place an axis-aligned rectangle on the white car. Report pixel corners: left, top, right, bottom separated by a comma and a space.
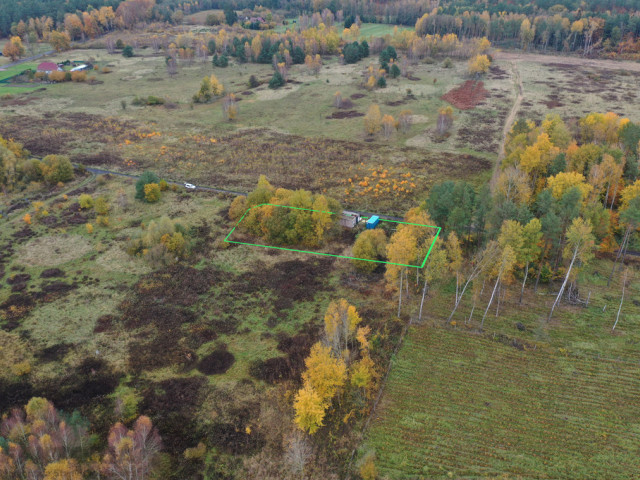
184, 182, 196, 190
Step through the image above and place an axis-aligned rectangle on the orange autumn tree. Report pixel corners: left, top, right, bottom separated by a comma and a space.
2, 36, 25, 61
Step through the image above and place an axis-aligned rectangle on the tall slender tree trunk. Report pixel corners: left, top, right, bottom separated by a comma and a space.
519, 262, 529, 304
419, 278, 428, 321
608, 226, 630, 286
405, 269, 409, 296
397, 270, 403, 317
612, 271, 627, 331
610, 182, 619, 211
548, 244, 579, 321
481, 275, 501, 329
468, 279, 486, 325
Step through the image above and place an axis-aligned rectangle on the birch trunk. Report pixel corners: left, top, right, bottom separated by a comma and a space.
548, 244, 579, 321
481, 275, 500, 329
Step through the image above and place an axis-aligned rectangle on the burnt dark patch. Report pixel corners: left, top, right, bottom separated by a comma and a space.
128, 326, 198, 373
250, 333, 315, 383
42, 357, 119, 410
0, 293, 35, 324
94, 314, 116, 333
40, 268, 65, 278
326, 110, 364, 119
12, 226, 35, 241
140, 377, 205, 455
134, 265, 217, 307
198, 348, 235, 375
73, 149, 123, 166
36, 343, 72, 362
0, 379, 34, 412
7, 273, 31, 285
350, 93, 366, 99
41, 281, 77, 295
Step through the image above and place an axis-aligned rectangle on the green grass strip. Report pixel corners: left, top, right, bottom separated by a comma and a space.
224, 203, 441, 268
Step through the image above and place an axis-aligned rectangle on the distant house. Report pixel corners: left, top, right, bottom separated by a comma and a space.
37, 62, 62, 74
70, 64, 90, 72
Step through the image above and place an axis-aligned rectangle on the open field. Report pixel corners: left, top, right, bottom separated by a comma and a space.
0, 62, 37, 81
365, 325, 640, 479
2, 48, 640, 216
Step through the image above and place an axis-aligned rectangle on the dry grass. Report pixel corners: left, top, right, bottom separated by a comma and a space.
17, 234, 93, 267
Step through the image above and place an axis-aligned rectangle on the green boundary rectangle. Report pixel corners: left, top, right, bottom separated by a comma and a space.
224, 203, 441, 268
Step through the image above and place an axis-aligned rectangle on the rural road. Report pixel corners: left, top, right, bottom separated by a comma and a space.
0, 50, 54, 71
82, 165, 404, 221
492, 61, 523, 187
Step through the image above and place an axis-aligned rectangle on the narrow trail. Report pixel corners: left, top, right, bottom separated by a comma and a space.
492, 61, 523, 187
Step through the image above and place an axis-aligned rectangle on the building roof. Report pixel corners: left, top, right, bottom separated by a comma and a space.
37, 62, 59, 71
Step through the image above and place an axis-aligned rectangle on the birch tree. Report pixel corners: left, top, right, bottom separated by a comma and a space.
548, 217, 595, 321
481, 242, 517, 328
612, 268, 631, 332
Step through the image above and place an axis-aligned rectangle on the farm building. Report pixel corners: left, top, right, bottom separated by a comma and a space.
340, 211, 360, 228
37, 62, 62, 74
70, 64, 90, 72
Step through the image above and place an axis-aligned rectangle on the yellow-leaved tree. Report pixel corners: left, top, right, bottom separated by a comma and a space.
364, 104, 382, 136
294, 342, 347, 434
468, 54, 490, 76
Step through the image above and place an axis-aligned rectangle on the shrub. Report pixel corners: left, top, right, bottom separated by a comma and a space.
71, 71, 87, 82
122, 45, 134, 57
115, 39, 124, 49
390, 63, 400, 78
11, 361, 31, 376
79, 194, 94, 209
132, 95, 166, 106
94, 196, 109, 215
352, 229, 387, 272
144, 183, 161, 203
101, 66, 112, 73
377, 76, 387, 88
86, 223, 94, 233
269, 71, 285, 89
158, 179, 169, 191
42, 154, 74, 184
135, 171, 160, 200
443, 57, 453, 68
48, 70, 66, 82
23, 213, 31, 224
248, 75, 260, 88
96, 215, 109, 226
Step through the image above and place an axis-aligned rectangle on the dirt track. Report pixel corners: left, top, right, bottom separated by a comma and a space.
496, 50, 640, 73
492, 61, 523, 187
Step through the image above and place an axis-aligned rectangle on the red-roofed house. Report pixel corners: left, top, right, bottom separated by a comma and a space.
37, 62, 62, 74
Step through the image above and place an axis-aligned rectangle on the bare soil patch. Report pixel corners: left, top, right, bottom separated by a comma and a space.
442, 80, 489, 110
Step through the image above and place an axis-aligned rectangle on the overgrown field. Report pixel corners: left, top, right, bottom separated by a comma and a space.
0, 174, 398, 476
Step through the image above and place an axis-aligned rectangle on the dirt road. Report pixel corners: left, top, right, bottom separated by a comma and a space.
493, 61, 523, 186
